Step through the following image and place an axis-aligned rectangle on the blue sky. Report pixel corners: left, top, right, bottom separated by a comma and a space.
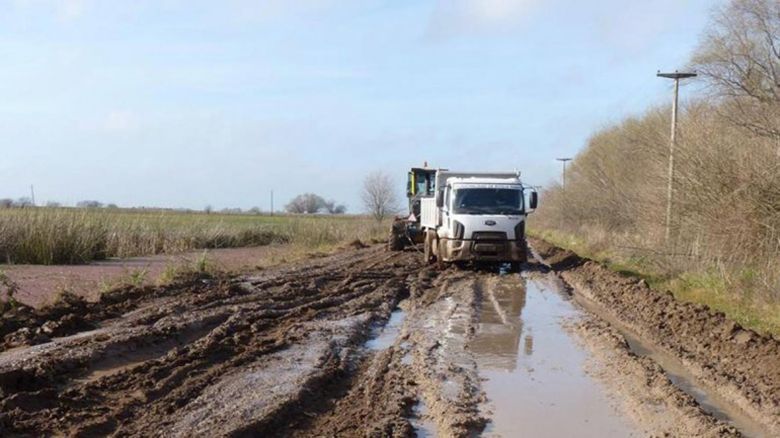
0, 0, 716, 211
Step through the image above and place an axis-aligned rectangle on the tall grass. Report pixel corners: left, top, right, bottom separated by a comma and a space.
0, 208, 387, 265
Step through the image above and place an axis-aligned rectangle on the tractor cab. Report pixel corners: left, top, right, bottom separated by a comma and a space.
406, 167, 438, 221
388, 165, 441, 251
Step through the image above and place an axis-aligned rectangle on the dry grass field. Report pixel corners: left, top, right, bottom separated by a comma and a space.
0, 207, 387, 265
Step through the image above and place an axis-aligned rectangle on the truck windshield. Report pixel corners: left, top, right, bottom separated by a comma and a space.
452, 188, 523, 215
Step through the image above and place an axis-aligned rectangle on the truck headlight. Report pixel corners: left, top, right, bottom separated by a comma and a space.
452, 220, 465, 239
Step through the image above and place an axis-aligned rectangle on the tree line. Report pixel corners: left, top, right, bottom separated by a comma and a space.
535, 0, 780, 302
0, 199, 118, 209
283, 171, 400, 221
285, 193, 346, 214
3, 172, 401, 220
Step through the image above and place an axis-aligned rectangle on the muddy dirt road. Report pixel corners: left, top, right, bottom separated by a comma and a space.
1, 243, 778, 436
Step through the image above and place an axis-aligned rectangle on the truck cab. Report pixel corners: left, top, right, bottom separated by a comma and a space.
420, 171, 538, 268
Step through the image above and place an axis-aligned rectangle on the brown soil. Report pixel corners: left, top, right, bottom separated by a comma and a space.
567, 315, 739, 436
0, 245, 418, 436
0, 240, 773, 437
531, 236, 780, 436
1, 244, 303, 308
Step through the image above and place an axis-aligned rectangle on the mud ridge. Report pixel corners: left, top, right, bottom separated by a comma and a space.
0, 246, 424, 436
290, 268, 489, 438
531, 237, 780, 435
566, 315, 739, 436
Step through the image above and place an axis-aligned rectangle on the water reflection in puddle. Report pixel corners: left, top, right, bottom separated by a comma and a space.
472, 275, 638, 437
366, 308, 406, 351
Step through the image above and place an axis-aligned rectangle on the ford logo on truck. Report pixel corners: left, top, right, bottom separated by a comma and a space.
484, 220, 496, 226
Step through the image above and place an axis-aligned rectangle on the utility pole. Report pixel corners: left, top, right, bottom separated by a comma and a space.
270, 190, 274, 216
556, 158, 572, 228
556, 158, 572, 191
657, 70, 697, 243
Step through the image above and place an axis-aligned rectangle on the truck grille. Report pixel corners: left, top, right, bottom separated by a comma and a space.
471, 232, 507, 241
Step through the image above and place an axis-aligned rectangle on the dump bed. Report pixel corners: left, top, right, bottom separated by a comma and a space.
421, 197, 439, 229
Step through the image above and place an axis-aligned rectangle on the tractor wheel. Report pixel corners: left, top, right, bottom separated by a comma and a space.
387, 220, 406, 251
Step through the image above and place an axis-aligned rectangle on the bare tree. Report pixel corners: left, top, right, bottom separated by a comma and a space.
77, 200, 103, 208
0, 199, 13, 208
691, 0, 780, 139
361, 171, 398, 222
285, 197, 306, 214
14, 197, 34, 208
285, 193, 326, 214
204, 205, 213, 214
323, 199, 347, 214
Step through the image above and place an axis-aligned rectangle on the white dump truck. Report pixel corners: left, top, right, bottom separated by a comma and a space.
389, 167, 538, 271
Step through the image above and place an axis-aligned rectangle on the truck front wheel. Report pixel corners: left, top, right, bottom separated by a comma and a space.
436, 238, 447, 269
423, 231, 437, 265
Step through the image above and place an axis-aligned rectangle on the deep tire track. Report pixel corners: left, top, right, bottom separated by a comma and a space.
1, 241, 769, 437
0, 246, 422, 437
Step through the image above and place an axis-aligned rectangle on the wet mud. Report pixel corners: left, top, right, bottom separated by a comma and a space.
532, 237, 780, 437
0, 247, 419, 436
472, 274, 637, 437
0, 241, 776, 436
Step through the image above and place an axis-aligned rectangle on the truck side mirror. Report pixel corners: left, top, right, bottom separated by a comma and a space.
436, 191, 444, 208
529, 192, 538, 210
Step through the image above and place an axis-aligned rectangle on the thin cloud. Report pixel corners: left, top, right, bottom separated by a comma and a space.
104, 110, 137, 132
426, 0, 541, 40
60, 0, 86, 21
222, 0, 365, 23
9, 0, 89, 22
582, 0, 696, 54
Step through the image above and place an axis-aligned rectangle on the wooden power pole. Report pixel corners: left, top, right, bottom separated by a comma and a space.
657, 71, 697, 243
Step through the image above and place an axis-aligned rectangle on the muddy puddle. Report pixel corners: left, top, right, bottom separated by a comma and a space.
617, 316, 767, 437
366, 308, 406, 351
556, 276, 769, 438
409, 399, 439, 437
472, 274, 639, 437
